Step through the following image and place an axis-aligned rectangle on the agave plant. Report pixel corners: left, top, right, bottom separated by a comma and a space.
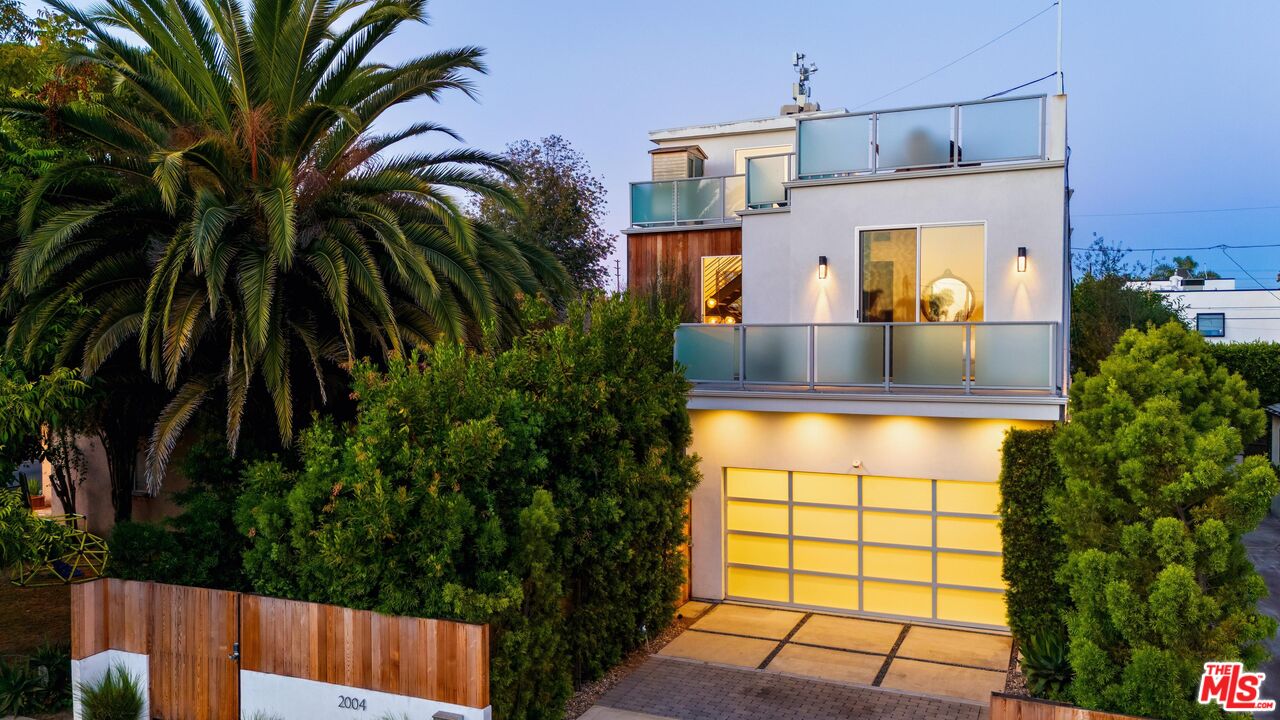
1, 0, 567, 486
1020, 627, 1073, 699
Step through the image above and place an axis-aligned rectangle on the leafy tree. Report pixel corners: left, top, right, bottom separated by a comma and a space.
1, 0, 569, 506
0, 363, 87, 513
474, 136, 615, 292
1071, 235, 1181, 375
0, 488, 40, 569
236, 293, 697, 718
1150, 255, 1220, 281
1052, 321, 1278, 719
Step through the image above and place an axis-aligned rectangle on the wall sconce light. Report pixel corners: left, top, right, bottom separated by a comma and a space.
818, 255, 828, 280
1017, 247, 1027, 273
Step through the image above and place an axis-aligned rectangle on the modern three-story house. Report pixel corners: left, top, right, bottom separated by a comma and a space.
626, 92, 1070, 629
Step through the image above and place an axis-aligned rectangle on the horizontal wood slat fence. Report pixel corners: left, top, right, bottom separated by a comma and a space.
990, 693, 1154, 720
71, 578, 489, 713
241, 593, 489, 708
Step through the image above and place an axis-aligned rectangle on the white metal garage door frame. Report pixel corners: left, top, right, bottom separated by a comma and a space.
723, 469, 1006, 630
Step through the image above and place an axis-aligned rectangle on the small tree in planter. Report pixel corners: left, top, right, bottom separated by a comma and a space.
1053, 321, 1279, 719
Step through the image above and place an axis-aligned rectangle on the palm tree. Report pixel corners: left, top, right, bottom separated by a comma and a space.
1, 0, 567, 496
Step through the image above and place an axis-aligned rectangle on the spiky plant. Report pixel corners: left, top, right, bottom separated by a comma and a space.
0, 0, 568, 487
1021, 628, 1073, 699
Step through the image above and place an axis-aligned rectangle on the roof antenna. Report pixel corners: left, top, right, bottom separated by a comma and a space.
782, 53, 820, 115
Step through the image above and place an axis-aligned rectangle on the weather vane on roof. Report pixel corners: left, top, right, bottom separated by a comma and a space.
792, 52, 818, 106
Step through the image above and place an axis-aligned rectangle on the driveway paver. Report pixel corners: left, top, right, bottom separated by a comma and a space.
790, 614, 903, 654
879, 658, 1006, 704
597, 656, 988, 720
657, 630, 778, 668
689, 603, 805, 639
895, 626, 1011, 670
766, 643, 884, 684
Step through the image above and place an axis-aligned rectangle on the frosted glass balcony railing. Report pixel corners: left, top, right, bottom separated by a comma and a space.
630, 175, 745, 227
745, 154, 793, 209
795, 96, 1046, 179
675, 322, 1060, 394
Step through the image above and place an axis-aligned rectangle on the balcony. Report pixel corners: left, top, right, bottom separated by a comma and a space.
674, 322, 1060, 396
630, 175, 745, 227
795, 96, 1046, 179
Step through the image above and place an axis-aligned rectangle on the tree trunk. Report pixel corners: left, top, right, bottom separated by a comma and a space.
98, 422, 140, 523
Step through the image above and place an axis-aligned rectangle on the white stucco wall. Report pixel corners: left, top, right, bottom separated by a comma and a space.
240, 670, 490, 720
738, 165, 1066, 326
71, 650, 149, 720
686, 409, 1051, 600
1161, 289, 1280, 343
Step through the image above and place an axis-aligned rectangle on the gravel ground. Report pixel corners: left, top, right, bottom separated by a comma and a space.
564, 602, 710, 719
1004, 639, 1028, 696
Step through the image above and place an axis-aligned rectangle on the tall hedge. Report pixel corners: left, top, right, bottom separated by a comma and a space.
999, 426, 1067, 643
234, 294, 698, 719
1208, 341, 1280, 408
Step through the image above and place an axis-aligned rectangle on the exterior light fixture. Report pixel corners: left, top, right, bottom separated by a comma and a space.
818, 256, 828, 280
1017, 247, 1027, 273
706, 297, 717, 309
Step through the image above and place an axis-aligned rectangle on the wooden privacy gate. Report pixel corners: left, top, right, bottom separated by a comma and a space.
71, 579, 489, 719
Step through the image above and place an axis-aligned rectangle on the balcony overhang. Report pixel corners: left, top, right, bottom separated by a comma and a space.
687, 388, 1066, 422
623, 220, 741, 236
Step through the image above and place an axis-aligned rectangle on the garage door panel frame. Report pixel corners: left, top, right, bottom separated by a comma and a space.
723, 468, 1006, 629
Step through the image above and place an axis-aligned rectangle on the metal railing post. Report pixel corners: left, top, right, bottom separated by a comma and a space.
963, 324, 972, 394
870, 114, 879, 173
671, 180, 679, 225
883, 325, 892, 392
808, 324, 816, 391
719, 176, 726, 222
738, 325, 746, 390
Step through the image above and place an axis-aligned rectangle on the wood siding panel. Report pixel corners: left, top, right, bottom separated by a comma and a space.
627, 226, 742, 320
239, 595, 489, 709
71, 579, 150, 660
148, 583, 239, 720
990, 694, 1154, 720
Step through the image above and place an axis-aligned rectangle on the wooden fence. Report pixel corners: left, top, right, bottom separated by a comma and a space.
990, 693, 1154, 720
71, 578, 489, 718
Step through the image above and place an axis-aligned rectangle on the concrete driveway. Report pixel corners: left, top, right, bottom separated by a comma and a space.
584, 601, 1006, 720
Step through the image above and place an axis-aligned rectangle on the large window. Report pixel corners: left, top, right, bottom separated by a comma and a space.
1196, 313, 1225, 338
702, 255, 743, 324
859, 224, 984, 323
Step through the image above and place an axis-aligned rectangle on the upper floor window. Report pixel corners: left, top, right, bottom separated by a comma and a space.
1196, 313, 1225, 338
702, 255, 742, 324
859, 224, 985, 323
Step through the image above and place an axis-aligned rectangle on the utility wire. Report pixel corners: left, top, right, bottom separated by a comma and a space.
1076, 204, 1280, 218
853, 1, 1059, 110
1069, 242, 1280, 253
1219, 248, 1280, 302
984, 72, 1057, 100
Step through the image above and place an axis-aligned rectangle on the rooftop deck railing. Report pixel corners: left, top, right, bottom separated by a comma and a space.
630, 174, 746, 227
795, 95, 1046, 180
674, 321, 1060, 395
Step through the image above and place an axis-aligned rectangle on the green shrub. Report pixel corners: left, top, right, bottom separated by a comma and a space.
237, 294, 698, 719
1208, 341, 1280, 408
1053, 321, 1279, 719
0, 488, 39, 569
999, 426, 1067, 643
30, 641, 72, 710
107, 436, 249, 589
79, 664, 143, 720
1021, 627, 1072, 700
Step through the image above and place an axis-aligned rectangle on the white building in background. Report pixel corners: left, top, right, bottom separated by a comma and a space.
624, 92, 1070, 629
1129, 276, 1280, 343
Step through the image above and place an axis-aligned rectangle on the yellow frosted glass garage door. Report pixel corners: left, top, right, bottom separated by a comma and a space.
724, 468, 1006, 628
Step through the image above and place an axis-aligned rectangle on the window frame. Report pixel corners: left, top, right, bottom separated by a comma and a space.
1196, 312, 1226, 338
700, 254, 744, 324
854, 221, 988, 323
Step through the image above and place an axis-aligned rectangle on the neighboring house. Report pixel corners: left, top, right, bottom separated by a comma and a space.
1128, 276, 1280, 343
626, 93, 1070, 629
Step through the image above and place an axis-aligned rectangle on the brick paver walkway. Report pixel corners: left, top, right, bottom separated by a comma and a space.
598, 655, 989, 720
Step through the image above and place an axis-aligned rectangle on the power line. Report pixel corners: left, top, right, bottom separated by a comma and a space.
1069, 242, 1280, 253
853, 2, 1059, 110
1220, 248, 1280, 303
984, 71, 1057, 100
1075, 204, 1280, 218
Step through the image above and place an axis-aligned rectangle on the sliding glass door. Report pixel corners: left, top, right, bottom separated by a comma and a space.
859, 224, 984, 323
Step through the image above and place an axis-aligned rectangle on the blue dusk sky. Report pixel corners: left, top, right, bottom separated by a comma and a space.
31, 0, 1280, 287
